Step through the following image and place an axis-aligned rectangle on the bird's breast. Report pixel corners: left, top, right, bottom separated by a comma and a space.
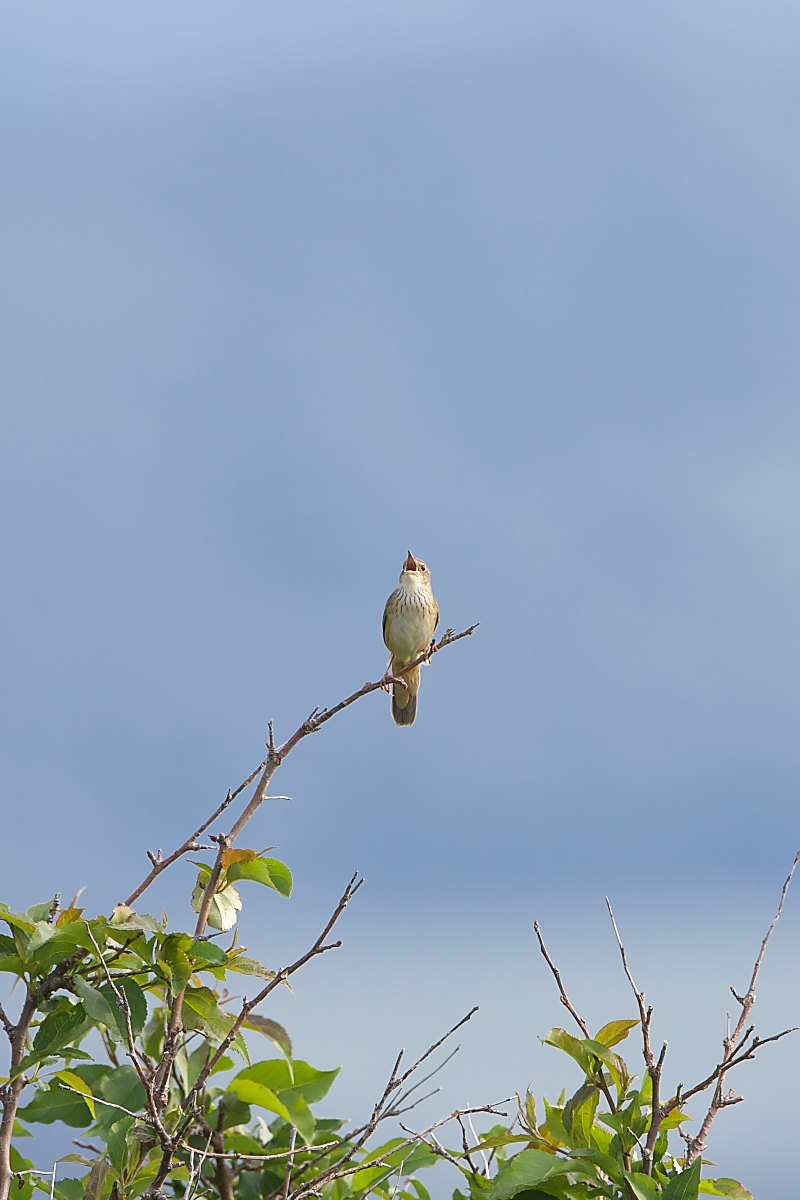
383, 588, 437, 659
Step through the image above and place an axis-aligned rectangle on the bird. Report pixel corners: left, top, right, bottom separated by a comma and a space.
382, 550, 440, 726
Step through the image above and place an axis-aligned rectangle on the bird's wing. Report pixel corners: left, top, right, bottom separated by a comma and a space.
382, 592, 395, 645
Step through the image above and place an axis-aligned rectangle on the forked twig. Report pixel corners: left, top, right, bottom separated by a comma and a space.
685, 849, 800, 1164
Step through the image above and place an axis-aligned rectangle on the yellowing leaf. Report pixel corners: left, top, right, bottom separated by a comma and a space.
55, 1071, 96, 1119
221, 848, 260, 869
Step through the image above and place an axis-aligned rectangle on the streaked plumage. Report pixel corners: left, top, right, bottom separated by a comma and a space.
382, 550, 439, 726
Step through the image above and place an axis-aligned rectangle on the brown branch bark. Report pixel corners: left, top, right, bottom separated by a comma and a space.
605, 898, 665, 1175
124, 761, 266, 907
0, 953, 90, 1200
148, 625, 477, 1114
178, 873, 363, 1124
281, 1009, 487, 1200
533, 919, 620, 1122
533, 920, 590, 1038
684, 850, 800, 1164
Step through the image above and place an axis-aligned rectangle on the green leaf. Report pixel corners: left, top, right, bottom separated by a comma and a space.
191, 940, 228, 965
183, 986, 236, 1042
464, 1134, 532, 1154
225, 954, 279, 981
159, 935, 195, 997
562, 1083, 599, 1148
226, 1078, 292, 1123
167, 948, 194, 995
9, 1146, 35, 1200
661, 1108, 691, 1132
72, 976, 117, 1029
51, 1180, 94, 1200
542, 1099, 568, 1146
0, 949, 26, 978
106, 1115, 135, 1174
283, 1093, 316, 1144
663, 1158, 702, 1200
17, 1002, 87, 1074
231, 1059, 340, 1105
26, 922, 91, 972
567, 1146, 627, 1185
543, 1028, 592, 1073
594, 1019, 639, 1047
583, 1039, 631, 1094
94, 1064, 147, 1126
54, 1071, 96, 1119
103, 978, 147, 1039
243, 1015, 293, 1058
0, 906, 36, 934
227, 857, 293, 897
358, 1138, 437, 1174
108, 907, 165, 933
487, 1149, 584, 1199
625, 1170, 659, 1200
18, 1080, 94, 1128
700, 1180, 754, 1200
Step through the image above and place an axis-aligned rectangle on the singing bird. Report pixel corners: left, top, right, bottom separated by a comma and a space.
382, 550, 440, 726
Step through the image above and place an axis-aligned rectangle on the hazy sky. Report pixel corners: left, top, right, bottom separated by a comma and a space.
3, 4, 800, 1196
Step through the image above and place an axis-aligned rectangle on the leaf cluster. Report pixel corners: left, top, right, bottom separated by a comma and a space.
446, 1021, 753, 1200
0, 860, 437, 1199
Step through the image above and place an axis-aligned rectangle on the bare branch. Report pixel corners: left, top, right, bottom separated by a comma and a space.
684, 851, 800, 1165
605, 897, 664, 1174
124, 760, 267, 907
291, 1102, 507, 1200
226, 625, 478, 845
128, 624, 477, 1148
533, 921, 590, 1038
179, 873, 363, 1120
296, 1008, 481, 1185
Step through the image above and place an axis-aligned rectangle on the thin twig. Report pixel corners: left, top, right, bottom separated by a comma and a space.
124, 760, 267, 907
179, 874, 363, 1122
226, 626, 478, 845
83, 925, 168, 1144
294, 1008, 481, 1185
291, 1103, 506, 1200
534, 919, 622, 1129
605, 897, 663, 1174
684, 850, 800, 1164
533, 921, 590, 1038
133, 624, 477, 1155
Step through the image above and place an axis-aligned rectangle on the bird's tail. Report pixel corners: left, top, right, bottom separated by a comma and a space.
391, 661, 420, 726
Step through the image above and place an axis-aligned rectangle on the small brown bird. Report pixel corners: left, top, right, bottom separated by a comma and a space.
382, 550, 440, 726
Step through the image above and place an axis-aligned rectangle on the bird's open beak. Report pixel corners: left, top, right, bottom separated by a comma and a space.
404, 550, 418, 572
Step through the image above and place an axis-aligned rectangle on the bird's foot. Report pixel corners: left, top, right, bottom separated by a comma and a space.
381, 671, 407, 693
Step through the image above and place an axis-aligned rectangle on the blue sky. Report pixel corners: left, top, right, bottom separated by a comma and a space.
3, 3, 800, 1195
